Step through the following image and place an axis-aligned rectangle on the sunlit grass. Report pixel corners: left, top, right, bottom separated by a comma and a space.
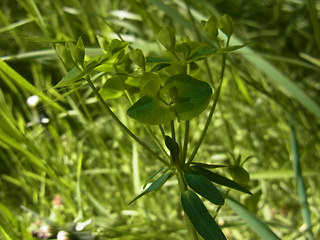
0, 0, 319, 239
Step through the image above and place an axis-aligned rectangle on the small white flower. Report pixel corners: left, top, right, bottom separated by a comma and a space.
27, 95, 39, 107
57, 231, 69, 240
40, 117, 50, 124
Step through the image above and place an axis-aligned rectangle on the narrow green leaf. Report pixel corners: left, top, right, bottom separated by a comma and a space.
192, 166, 252, 195
143, 167, 164, 189
129, 171, 172, 204
184, 169, 224, 205
127, 95, 175, 125
145, 57, 172, 63
181, 190, 226, 240
289, 116, 314, 240
191, 162, 227, 169
0, 225, 12, 240
151, 63, 170, 72
226, 196, 280, 240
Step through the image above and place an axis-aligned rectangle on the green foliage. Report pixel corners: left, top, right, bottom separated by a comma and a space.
157, 26, 176, 51
0, 0, 319, 240
181, 190, 226, 240
184, 169, 224, 205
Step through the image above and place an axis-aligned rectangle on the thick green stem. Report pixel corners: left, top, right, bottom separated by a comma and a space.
85, 76, 169, 167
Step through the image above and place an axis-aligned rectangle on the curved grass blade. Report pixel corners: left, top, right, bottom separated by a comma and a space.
181, 190, 226, 240
0, 59, 64, 112
226, 196, 280, 240
129, 170, 172, 204
192, 166, 252, 195
289, 116, 314, 240
184, 169, 224, 205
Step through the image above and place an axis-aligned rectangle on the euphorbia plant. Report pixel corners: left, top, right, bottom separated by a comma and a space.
55, 14, 251, 240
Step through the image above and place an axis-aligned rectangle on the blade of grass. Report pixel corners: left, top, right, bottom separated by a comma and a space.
306, 0, 320, 52
226, 196, 280, 240
0, 129, 46, 170
17, 0, 48, 36
0, 18, 34, 34
250, 170, 320, 180
289, 115, 314, 240
0, 59, 65, 112
75, 151, 84, 221
0, 226, 13, 240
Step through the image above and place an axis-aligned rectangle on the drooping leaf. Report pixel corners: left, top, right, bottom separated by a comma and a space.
129, 48, 145, 70
181, 190, 226, 240
184, 169, 224, 205
55, 43, 75, 67
164, 135, 180, 166
157, 25, 176, 51
75, 36, 85, 66
139, 72, 161, 97
202, 15, 218, 40
226, 196, 280, 240
227, 165, 250, 184
97, 35, 109, 52
129, 170, 172, 204
127, 95, 175, 125
218, 14, 234, 38
107, 39, 129, 56
163, 74, 212, 120
192, 166, 252, 195
99, 76, 126, 100
175, 42, 191, 60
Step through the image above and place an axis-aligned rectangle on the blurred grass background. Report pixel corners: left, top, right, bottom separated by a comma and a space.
0, 0, 319, 239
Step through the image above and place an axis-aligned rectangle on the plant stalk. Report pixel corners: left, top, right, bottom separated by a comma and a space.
187, 51, 228, 165
85, 75, 169, 167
